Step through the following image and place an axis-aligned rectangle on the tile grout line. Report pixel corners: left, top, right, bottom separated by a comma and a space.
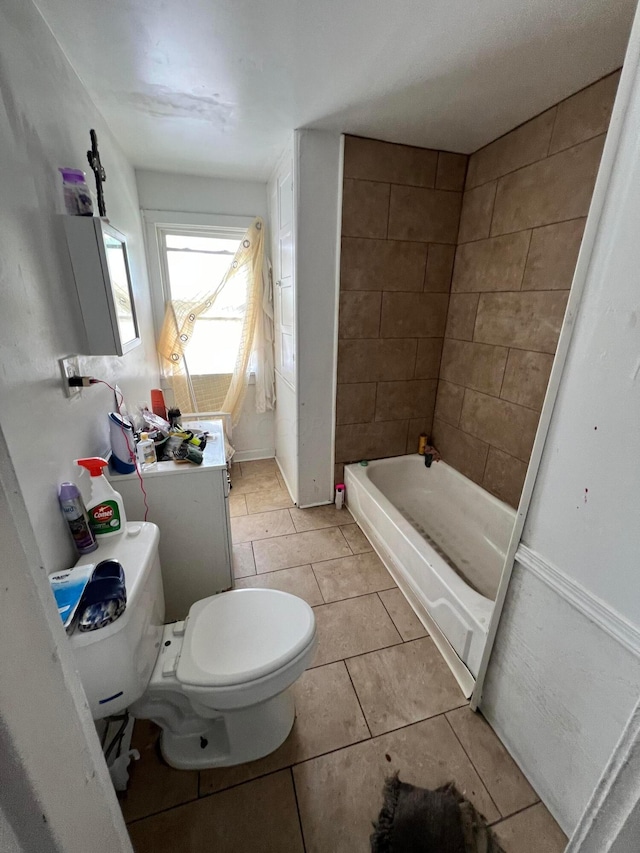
442, 713, 503, 821
343, 659, 374, 739
488, 798, 543, 828
289, 767, 308, 853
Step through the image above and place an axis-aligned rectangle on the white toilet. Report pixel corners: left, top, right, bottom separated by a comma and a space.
71, 522, 317, 769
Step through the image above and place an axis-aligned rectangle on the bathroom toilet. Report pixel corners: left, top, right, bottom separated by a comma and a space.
71, 522, 317, 769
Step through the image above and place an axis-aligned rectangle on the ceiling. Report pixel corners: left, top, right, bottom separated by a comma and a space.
36, 0, 636, 181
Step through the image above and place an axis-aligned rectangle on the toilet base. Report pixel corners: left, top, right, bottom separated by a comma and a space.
154, 688, 296, 770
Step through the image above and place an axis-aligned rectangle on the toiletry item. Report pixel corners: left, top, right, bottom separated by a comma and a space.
58, 482, 98, 554
58, 167, 93, 216
76, 457, 127, 538
418, 433, 428, 455
49, 564, 95, 630
359, 460, 369, 467
167, 407, 182, 429
109, 412, 136, 474
76, 559, 127, 632
136, 432, 157, 470
335, 483, 345, 509
150, 389, 168, 420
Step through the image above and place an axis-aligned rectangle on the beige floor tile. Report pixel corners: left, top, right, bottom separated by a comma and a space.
121, 721, 198, 823
240, 458, 278, 477
246, 487, 294, 514
235, 565, 323, 606
228, 493, 247, 518
253, 527, 351, 573
232, 542, 256, 578
230, 472, 281, 496
293, 715, 500, 853
290, 505, 354, 532
312, 552, 395, 602
341, 523, 373, 554
446, 706, 537, 817
230, 462, 242, 480
312, 593, 402, 667
492, 803, 567, 853
378, 588, 428, 641
231, 509, 295, 544
128, 770, 303, 853
200, 662, 370, 795
346, 638, 465, 735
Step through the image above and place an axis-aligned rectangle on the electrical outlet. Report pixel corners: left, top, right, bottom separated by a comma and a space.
59, 355, 81, 399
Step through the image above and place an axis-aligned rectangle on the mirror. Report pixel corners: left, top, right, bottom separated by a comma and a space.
102, 228, 139, 352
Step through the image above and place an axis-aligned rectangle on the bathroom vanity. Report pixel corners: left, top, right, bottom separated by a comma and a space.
109, 419, 233, 620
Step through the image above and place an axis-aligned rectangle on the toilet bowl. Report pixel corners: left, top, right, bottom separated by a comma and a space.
69, 523, 317, 769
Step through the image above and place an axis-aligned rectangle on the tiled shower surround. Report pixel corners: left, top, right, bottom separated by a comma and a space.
335, 71, 620, 506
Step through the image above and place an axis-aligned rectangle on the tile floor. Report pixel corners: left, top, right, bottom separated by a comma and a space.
124, 458, 567, 852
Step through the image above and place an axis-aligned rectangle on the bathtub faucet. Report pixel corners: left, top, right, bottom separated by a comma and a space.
423, 444, 442, 468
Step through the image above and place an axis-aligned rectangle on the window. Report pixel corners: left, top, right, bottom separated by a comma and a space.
160, 227, 245, 375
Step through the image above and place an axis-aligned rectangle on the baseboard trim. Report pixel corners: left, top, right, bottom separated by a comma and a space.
517, 544, 640, 658
233, 448, 276, 463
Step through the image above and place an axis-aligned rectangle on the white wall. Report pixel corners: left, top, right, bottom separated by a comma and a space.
481, 13, 640, 835
294, 130, 343, 507
135, 169, 274, 460
0, 0, 160, 575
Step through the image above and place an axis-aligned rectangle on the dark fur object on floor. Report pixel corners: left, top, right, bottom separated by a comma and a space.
371, 774, 505, 853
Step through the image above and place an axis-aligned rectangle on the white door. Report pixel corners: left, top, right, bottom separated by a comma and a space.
274, 165, 295, 386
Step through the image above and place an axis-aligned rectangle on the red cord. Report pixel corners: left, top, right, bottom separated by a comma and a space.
90, 379, 150, 522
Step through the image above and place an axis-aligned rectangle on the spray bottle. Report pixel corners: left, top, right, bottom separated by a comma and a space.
76, 457, 127, 539
58, 482, 98, 554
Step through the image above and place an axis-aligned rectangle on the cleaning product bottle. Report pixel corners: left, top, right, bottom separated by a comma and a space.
76, 457, 127, 538
136, 433, 157, 470
58, 482, 98, 554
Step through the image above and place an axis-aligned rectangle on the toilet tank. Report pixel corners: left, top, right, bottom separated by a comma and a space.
70, 522, 165, 718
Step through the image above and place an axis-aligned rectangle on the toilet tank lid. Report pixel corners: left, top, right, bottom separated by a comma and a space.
69, 522, 160, 648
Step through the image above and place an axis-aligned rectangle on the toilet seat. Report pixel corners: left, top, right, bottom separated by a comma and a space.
177, 588, 316, 689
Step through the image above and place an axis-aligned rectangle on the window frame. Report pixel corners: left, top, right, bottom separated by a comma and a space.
141, 210, 254, 347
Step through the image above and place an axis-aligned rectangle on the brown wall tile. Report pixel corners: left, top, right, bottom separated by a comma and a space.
342, 178, 390, 238
460, 389, 539, 462
445, 293, 480, 341
337, 339, 418, 383
436, 152, 468, 191
414, 338, 444, 379
380, 292, 449, 338
339, 291, 381, 338
466, 109, 556, 189
491, 134, 605, 235
440, 339, 508, 396
334, 463, 345, 485
340, 238, 428, 292
474, 291, 569, 353
388, 186, 462, 243
522, 219, 586, 291
344, 135, 438, 187
335, 420, 409, 463
549, 71, 620, 155
434, 381, 465, 427
500, 350, 554, 411
375, 380, 437, 421
336, 383, 377, 425
457, 182, 497, 243
431, 418, 489, 484
482, 447, 528, 508
424, 244, 456, 292
452, 232, 531, 293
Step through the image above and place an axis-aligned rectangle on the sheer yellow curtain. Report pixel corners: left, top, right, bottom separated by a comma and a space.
157, 217, 266, 425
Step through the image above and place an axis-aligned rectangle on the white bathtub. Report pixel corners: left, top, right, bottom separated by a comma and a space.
344, 455, 516, 688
